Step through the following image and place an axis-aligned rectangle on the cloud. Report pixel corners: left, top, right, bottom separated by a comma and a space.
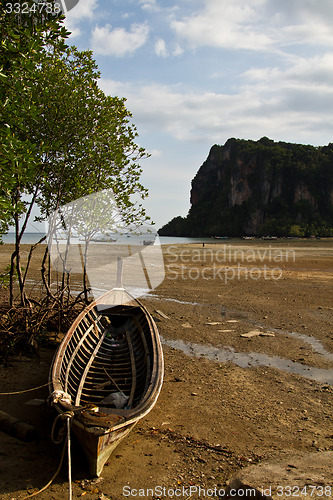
269, 1, 333, 48
148, 148, 163, 158
155, 38, 168, 57
170, 0, 273, 52
91, 23, 149, 56
139, 0, 159, 12
271, 0, 333, 28
154, 38, 184, 58
100, 79, 259, 141
244, 53, 333, 94
169, 0, 333, 53
64, 0, 98, 36
99, 50, 333, 146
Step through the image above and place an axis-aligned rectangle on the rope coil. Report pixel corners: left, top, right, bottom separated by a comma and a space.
51, 411, 74, 444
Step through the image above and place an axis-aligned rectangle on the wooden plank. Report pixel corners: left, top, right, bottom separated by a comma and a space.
125, 330, 137, 408
155, 309, 170, 320
64, 320, 100, 393
133, 316, 150, 394
0, 410, 38, 442
75, 331, 107, 406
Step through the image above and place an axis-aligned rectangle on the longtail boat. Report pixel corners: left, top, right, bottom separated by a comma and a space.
49, 286, 164, 477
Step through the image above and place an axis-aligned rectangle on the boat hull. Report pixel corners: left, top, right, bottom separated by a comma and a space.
72, 419, 136, 477
49, 288, 163, 476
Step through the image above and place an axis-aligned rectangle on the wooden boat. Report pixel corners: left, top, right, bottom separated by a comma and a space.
49, 286, 164, 477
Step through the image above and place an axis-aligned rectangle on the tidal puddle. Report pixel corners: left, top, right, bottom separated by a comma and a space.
162, 336, 333, 386
149, 294, 333, 367
267, 328, 333, 362
147, 293, 202, 307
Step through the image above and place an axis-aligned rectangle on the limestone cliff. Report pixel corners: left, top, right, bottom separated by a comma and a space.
159, 137, 333, 237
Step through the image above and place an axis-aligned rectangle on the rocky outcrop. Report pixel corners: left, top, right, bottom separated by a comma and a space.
159, 138, 333, 237
227, 451, 333, 500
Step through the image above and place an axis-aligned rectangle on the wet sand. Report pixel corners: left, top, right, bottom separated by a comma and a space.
0, 239, 332, 499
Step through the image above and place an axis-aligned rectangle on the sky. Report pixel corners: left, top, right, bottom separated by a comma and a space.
61, 0, 333, 230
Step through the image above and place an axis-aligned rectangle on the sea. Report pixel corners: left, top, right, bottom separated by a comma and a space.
1, 232, 228, 245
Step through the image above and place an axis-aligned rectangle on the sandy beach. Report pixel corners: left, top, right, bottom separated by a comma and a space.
0, 239, 332, 499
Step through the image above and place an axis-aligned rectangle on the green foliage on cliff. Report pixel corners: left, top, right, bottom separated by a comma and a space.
159, 138, 333, 237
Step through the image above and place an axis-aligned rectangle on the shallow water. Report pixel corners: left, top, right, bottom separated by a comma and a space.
147, 293, 202, 306
148, 294, 333, 385
161, 336, 333, 386
267, 327, 333, 362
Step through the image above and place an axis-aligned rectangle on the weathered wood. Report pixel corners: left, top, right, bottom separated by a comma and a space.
125, 330, 137, 408
74, 331, 107, 406
0, 410, 38, 441
49, 287, 164, 476
155, 309, 170, 319
134, 316, 151, 394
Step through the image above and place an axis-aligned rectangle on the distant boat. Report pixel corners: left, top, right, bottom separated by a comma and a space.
49, 286, 164, 477
213, 236, 229, 239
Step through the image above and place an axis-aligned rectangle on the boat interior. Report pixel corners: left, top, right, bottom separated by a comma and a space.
58, 304, 154, 413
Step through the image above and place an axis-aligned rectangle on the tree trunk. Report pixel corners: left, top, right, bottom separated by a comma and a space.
9, 249, 17, 307
15, 213, 29, 307
83, 240, 90, 304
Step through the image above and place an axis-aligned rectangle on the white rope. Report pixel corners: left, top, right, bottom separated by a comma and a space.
51, 413, 65, 444
51, 411, 73, 499
22, 432, 67, 499
67, 416, 72, 500
49, 390, 72, 405
0, 382, 50, 395
30, 411, 74, 500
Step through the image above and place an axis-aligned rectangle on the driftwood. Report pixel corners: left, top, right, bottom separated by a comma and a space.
0, 410, 38, 441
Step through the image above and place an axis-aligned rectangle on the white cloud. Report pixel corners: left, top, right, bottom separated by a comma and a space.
67, 0, 98, 18
172, 44, 184, 57
139, 0, 159, 12
154, 38, 184, 58
155, 38, 168, 57
270, 0, 333, 47
271, 0, 333, 30
99, 52, 333, 146
244, 53, 333, 94
281, 22, 333, 47
170, 0, 273, 52
64, 0, 98, 36
99, 79, 260, 141
149, 148, 163, 158
169, 0, 333, 53
91, 23, 150, 56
